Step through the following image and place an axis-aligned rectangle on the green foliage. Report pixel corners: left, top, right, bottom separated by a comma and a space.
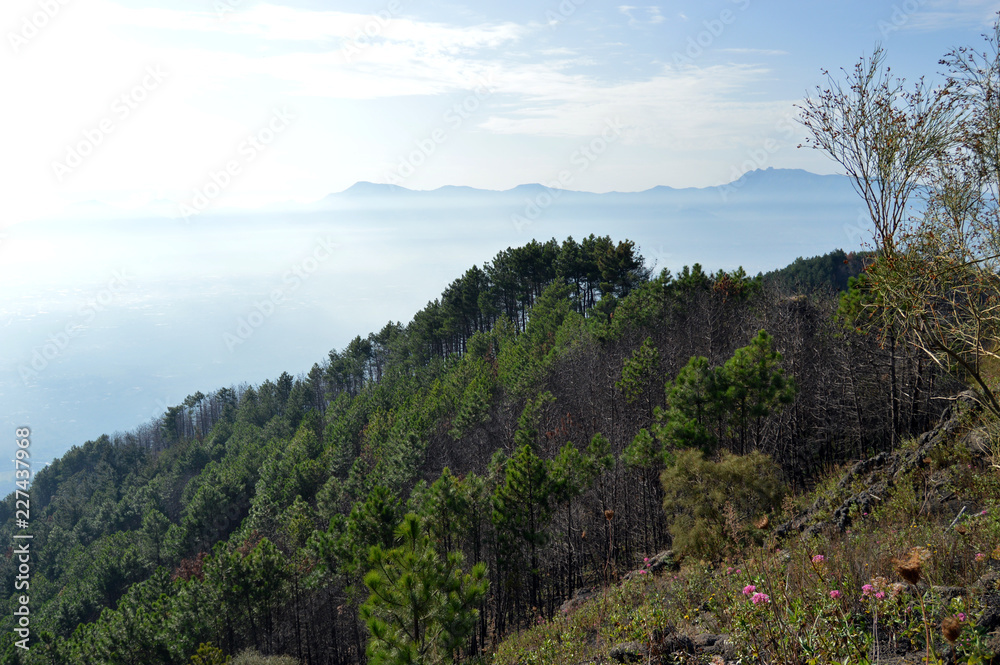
522, 281, 573, 360
279, 496, 316, 550
632, 331, 797, 462
550, 434, 612, 505
615, 337, 659, 406
660, 448, 785, 560
492, 442, 555, 612
514, 391, 556, 450
0, 231, 944, 663
493, 444, 553, 553
722, 330, 798, 452
337, 485, 402, 580
710, 266, 762, 300
361, 514, 488, 665
585, 432, 613, 471
413, 468, 471, 554
47, 566, 220, 664
764, 249, 870, 293
600, 269, 674, 338
623, 427, 661, 469
837, 273, 874, 331
206, 536, 288, 637
447, 357, 496, 439
495, 320, 537, 398
190, 643, 231, 665
659, 355, 724, 453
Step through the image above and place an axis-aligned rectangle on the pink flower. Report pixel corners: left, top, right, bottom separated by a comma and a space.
959, 613, 967, 622
976, 553, 986, 562
875, 591, 885, 600
751, 592, 770, 605
862, 584, 873, 595
743, 585, 756, 596
726, 567, 734, 574
643, 557, 649, 563
811, 554, 825, 564
639, 570, 646, 575
829, 590, 841, 599
735, 569, 741, 575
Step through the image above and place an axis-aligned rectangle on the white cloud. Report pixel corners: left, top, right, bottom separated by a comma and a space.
0, 0, 538, 224
90, 1, 527, 51
618, 5, 638, 26
477, 63, 790, 151
720, 48, 789, 56
877, 0, 1000, 32
11, 0, 988, 222
618, 4, 665, 27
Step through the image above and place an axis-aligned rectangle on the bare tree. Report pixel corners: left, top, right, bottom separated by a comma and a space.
798, 46, 954, 252
799, 36, 1000, 415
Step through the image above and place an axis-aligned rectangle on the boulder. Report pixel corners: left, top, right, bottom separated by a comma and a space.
609, 641, 647, 663
558, 586, 600, 615
691, 633, 735, 660
646, 549, 678, 573
930, 585, 965, 603
978, 589, 1000, 633
959, 427, 992, 457
649, 627, 695, 659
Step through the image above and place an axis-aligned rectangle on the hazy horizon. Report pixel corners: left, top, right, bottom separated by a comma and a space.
6, 1, 998, 227
1, 167, 871, 496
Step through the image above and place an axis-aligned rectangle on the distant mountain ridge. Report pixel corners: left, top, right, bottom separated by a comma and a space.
324, 168, 847, 201
42, 168, 855, 221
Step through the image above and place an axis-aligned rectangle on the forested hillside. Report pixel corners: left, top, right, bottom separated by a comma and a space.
0, 236, 951, 664
761, 248, 870, 293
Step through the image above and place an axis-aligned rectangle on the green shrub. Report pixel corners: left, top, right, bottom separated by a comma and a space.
190, 643, 230, 665
660, 448, 785, 560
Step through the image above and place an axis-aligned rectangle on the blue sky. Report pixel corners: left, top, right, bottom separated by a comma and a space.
3, 0, 999, 225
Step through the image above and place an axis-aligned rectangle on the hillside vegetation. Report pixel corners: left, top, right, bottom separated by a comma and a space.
7, 21, 1000, 665
491, 20, 1000, 665
0, 234, 936, 664
494, 392, 1000, 664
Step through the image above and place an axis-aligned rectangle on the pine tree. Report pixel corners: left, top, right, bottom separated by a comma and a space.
492, 443, 552, 622
616, 336, 660, 414
659, 355, 727, 453
419, 468, 470, 554
361, 514, 488, 665
550, 434, 612, 594
722, 330, 797, 453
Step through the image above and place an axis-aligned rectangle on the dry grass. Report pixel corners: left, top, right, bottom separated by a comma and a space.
231, 650, 300, 665
494, 431, 1000, 665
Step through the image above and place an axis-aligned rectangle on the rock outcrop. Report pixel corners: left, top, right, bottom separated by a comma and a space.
777, 390, 984, 539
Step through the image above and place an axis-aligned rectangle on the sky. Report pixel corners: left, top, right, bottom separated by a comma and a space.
3, 0, 1000, 226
